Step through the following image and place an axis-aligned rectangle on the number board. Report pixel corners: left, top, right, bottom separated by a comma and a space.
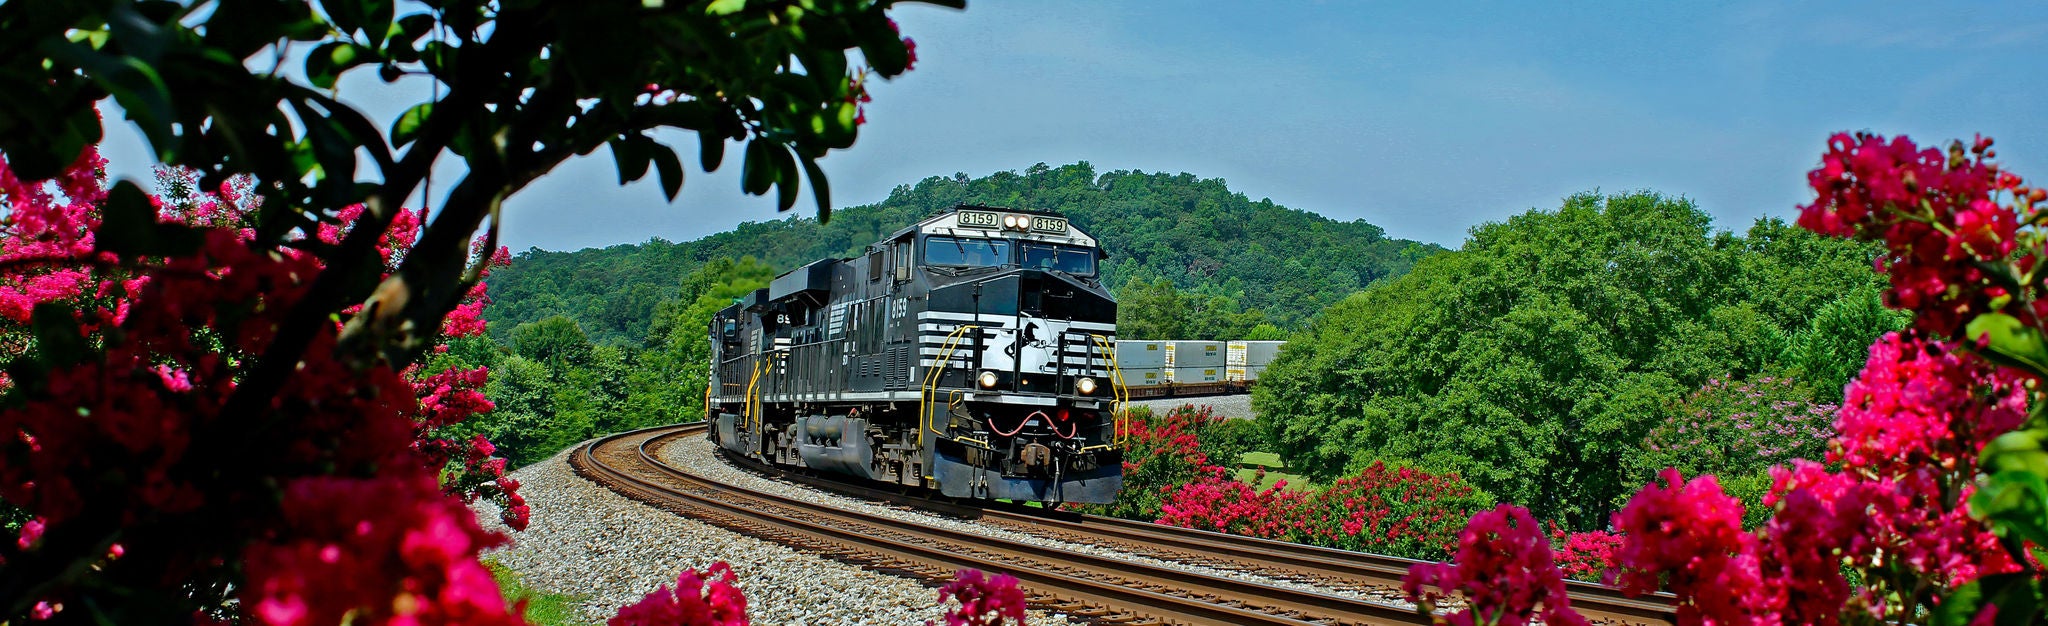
956, 210, 1000, 228
1030, 216, 1069, 233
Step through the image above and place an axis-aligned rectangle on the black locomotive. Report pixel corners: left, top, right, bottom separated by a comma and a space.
707, 205, 1126, 503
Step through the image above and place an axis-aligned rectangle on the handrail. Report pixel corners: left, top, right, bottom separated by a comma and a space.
918, 323, 981, 452
1090, 334, 1130, 448
743, 358, 765, 432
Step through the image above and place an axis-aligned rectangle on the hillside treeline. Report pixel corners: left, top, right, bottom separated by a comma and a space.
432, 258, 777, 467
485, 162, 1439, 345
1253, 191, 1900, 529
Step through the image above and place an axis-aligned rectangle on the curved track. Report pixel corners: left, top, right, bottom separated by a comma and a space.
573, 423, 1675, 625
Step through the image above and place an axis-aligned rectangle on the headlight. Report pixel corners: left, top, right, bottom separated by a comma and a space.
1002, 215, 1020, 228
978, 371, 999, 388
1076, 377, 1098, 395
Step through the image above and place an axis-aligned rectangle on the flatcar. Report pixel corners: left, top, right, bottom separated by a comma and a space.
707, 205, 1126, 503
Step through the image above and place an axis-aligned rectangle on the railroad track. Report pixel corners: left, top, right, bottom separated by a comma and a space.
574, 423, 1675, 625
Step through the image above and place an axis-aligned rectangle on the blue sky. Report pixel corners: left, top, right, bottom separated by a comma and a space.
95, 1, 2048, 252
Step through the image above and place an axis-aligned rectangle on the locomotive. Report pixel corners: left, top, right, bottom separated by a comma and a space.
707, 205, 1126, 503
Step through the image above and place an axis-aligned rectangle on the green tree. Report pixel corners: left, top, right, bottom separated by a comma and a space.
510, 316, 594, 371
1254, 191, 1885, 528
1781, 287, 1909, 402
624, 258, 778, 427
1116, 277, 1188, 339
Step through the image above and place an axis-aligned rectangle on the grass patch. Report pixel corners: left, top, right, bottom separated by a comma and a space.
1234, 467, 1311, 491
486, 558, 590, 626
1233, 451, 1309, 491
1239, 452, 1284, 468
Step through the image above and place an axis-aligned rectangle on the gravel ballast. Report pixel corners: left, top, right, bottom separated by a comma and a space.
1130, 393, 1254, 420
474, 446, 992, 625
658, 433, 1411, 608
478, 429, 1403, 625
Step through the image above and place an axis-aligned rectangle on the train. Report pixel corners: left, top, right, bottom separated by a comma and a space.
707, 205, 1127, 503
1112, 339, 1284, 398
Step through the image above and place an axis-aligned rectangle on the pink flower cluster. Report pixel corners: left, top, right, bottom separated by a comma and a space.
1065, 405, 1220, 521
243, 475, 520, 626
1610, 470, 1769, 624
1797, 133, 2028, 336
609, 563, 749, 626
0, 149, 525, 623
929, 569, 1027, 626
1546, 526, 1619, 584
1403, 504, 1588, 626
1832, 333, 2025, 474
1639, 376, 1835, 475
1156, 461, 1488, 561
0, 141, 106, 325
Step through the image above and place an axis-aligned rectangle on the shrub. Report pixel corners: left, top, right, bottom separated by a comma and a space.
1156, 460, 1492, 561
1072, 405, 1234, 520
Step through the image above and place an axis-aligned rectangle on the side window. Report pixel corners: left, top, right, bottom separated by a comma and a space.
892, 240, 911, 281
867, 250, 882, 281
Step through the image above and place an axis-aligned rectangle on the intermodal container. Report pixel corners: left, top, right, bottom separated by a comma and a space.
1227, 340, 1286, 367
1114, 341, 1167, 370
1170, 366, 1222, 383
1167, 341, 1226, 369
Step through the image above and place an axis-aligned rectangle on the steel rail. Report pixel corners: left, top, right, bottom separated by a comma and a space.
692, 423, 1677, 626
575, 423, 1428, 625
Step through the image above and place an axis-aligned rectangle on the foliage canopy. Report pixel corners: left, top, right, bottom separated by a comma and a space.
1254, 191, 1890, 527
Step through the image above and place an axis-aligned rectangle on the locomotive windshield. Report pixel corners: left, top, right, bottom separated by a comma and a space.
923, 236, 1011, 267
1020, 242, 1096, 276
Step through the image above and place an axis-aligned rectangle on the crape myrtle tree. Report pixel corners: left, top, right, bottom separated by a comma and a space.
0, 0, 956, 623
1403, 136, 2048, 624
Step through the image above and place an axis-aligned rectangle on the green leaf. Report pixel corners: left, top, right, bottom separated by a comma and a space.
741, 139, 772, 195
651, 143, 684, 202
1982, 429, 2048, 477
1972, 469, 2048, 546
1933, 573, 2043, 626
94, 181, 205, 257
704, 0, 746, 15
769, 143, 797, 211
362, 0, 394, 49
390, 102, 433, 148
288, 100, 361, 205
393, 13, 436, 44
609, 135, 652, 185
1967, 313, 2048, 377
324, 0, 367, 38
799, 155, 830, 222
699, 131, 726, 172
306, 41, 374, 89
30, 303, 90, 369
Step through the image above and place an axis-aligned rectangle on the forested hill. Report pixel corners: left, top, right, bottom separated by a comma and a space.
484, 162, 1441, 345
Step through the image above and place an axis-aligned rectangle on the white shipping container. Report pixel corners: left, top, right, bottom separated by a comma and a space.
1120, 367, 1165, 386
1226, 365, 1270, 382
1168, 341, 1227, 368
1171, 366, 1222, 383
1114, 341, 1167, 369
1228, 341, 1287, 367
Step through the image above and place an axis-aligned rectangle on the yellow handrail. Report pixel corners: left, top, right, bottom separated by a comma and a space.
1090, 334, 1130, 448
743, 358, 765, 431
918, 323, 980, 450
